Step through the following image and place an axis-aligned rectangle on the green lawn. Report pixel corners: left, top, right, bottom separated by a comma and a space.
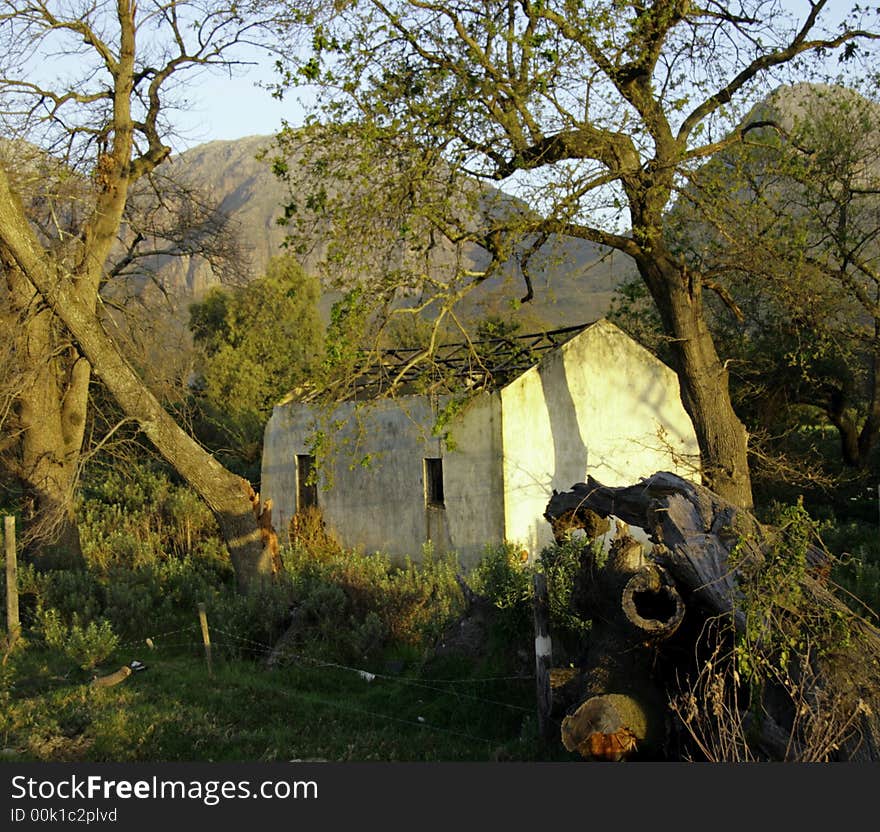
1, 642, 571, 763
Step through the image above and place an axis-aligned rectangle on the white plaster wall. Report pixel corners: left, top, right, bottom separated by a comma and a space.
260, 392, 504, 569
500, 319, 700, 556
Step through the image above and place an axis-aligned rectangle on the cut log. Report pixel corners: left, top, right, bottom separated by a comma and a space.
545, 471, 880, 762
561, 694, 645, 762
556, 525, 677, 760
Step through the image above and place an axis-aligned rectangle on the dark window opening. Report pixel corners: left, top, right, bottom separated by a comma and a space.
297, 454, 318, 511
424, 457, 445, 507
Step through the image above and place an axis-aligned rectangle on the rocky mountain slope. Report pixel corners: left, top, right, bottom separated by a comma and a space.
153, 134, 633, 330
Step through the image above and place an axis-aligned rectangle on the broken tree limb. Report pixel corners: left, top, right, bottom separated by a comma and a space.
250, 491, 282, 577
545, 472, 828, 629
546, 471, 880, 761
91, 665, 132, 689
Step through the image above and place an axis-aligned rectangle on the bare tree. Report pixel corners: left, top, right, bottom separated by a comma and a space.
0, 0, 285, 587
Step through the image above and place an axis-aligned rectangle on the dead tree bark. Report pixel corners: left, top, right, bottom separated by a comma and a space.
546, 471, 880, 762
559, 524, 685, 760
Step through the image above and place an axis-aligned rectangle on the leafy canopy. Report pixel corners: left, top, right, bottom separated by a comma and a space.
189, 254, 324, 477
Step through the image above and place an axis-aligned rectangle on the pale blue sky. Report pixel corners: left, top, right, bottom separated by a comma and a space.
170, 62, 308, 151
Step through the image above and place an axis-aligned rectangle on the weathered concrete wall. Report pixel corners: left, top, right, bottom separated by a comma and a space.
500, 319, 700, 555
260, 392, 504, 569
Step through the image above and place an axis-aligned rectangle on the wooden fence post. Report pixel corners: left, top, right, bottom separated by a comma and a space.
197, 602, 213, 677
532, 571, 553, 742
5, 515, 20, 642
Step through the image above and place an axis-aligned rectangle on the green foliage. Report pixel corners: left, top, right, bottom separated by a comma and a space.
38, 609, 119, 671
538, 538, 593, 641
672, 497, 879, 761
207, 579, 298, 658
78, 461, 223, 569
323, 287, 369, 377
468, 540, 593, 661
469, 542, 532, 613
102, 556, 230, 639
278, 542, 465, 663
671, 87, 880, 476
607, 278, 668, 360
189, 254, 324, 480
819, 517, 880, 619
729, 499, 855, 687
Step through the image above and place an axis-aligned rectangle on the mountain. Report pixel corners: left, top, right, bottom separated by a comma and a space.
151, 134, 633, 330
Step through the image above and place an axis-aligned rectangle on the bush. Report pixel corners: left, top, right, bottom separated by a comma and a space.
671, 498, 873, 761
538, 538, 594, 644
78, 461, 223, 569
210, 578, 298, 658
37, 569, 106, 626
469, 542, 531, 611
468, 542, 534, 650
273, 542, 464, 664
468, 540, 594, 662
39, 609, 119, 671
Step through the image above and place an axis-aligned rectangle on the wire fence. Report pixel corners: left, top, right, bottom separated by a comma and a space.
92, 610, 554, 754
1, 511, 559, 755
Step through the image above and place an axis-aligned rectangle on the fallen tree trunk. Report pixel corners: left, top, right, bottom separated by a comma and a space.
546, 471, 880, 762
560, 527, 682, 761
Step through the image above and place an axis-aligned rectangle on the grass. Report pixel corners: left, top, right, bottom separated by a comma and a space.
0, 468, 586, 764
0, 639, 570, 763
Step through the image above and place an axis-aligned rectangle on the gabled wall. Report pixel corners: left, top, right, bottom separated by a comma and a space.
500, 319, 700, 555
261, 319, 699, 568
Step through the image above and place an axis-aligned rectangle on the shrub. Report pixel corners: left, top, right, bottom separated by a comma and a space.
78, 460, 223, 569
210, 579, 297, 658
38, 570, 106, 626
538, 538, 594, 644
273, 543, 464, 664
672, 498, 872, 761
468, 542, 534, 649
39, 609, 119, 671
469, 542, 531, 611
102, 557, 230, 639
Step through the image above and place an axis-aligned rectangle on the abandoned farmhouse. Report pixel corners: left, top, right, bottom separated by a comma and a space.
260, 318, 700, 569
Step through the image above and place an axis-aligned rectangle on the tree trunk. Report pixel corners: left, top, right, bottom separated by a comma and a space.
7, 273, 88, 570
0, 161, 274, 592
18, 393, 87, 571
637, 251, 753, 509
54, 292, 275, 591
546, 472, 880, 761
559, 527, 683, 761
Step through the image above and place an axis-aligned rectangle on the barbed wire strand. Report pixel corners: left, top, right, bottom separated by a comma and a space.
208, 626, 534, 713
